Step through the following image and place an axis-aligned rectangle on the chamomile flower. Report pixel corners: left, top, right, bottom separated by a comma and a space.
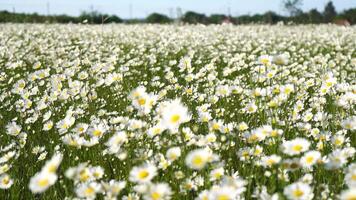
210, 167, 224, 181
261, 155, 282, 168
159, 99, 191, 132
344, 163, 356, 187
105, 131, 128, 154
282, 138, 310, 156
208, 186, 238, 200
6, 122, 21, 136
88, 122, 107, 138
144, 183, 172, 200
341, 116, 356, 130
300, 151, 321, 168
29, 172, 57, 193
340, 188, 356, 200
259, 55, 273, 66
283, 182, 313, 200
102, 180, 126, 198
166, 147, 181, 161
43, 153, 63, 173
75, 182, 102, 199
129, 163, 157, 184
0, 174, 13, 189
185, 149, 213, 170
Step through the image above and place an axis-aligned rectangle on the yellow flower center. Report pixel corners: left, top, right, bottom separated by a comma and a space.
138, 170, 149, 179
351, 174, 356, 181
151, 192, 161, 200
261, 58, 269, 65
170, 114, 181, 123
346, 195, 356, 200
84, 187, 95, 196
93, 130, 102, 137
47, 164, 56, 173
153, 128, 161, 135
212, 123, 220, 130
192, 155, 205, 167
2, 177, 9, 185
79, 170, 90, 182
292, 145, 303, 152
293, 189, 304, 197
306, 156, 314, 164
38, 178, 49, 187
138, 98, 146, 106
217, 194, 230, 200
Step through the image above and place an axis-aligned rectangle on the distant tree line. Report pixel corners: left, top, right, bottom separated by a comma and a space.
0, 1, 355, 25
0, 10, 123, 24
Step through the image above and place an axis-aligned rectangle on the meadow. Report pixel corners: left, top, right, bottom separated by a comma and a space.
0, 24, 355, 200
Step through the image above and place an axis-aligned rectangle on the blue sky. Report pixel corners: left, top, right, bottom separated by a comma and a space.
0, 0, 355, 18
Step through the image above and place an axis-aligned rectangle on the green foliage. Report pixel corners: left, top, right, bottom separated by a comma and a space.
0, 4, 355, 25
146, 13, 172, 24
181, 11, 208, 24
323, 1, 337, 23
338, 8, 356, 24
208, 14, 228, 24
0, 10, 123, 24
308, 9, 323, 24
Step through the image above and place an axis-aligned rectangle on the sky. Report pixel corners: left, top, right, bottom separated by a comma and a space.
0, 0, 355, 19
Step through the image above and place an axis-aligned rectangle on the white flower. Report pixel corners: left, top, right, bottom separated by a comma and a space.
144, 183, 172, 200
29, 172, 57, 193
259, 55, 273, 66
102, 180, 126, 197
185, 149, 213, 170
159, 99, 191, 132
166, 147, 181, 161
283, 182, 313, 200
130, 86, 158, 115
43, 153, 63, 173
340, 188, 356, 200
282, 138, 310, 156
325, 149, 349, 169
273, 54, 289, 65
300, 151, 321, 168
88, 122, 107, 138
0, 174, 13, 189
75, 182, 101, 199
341, 116, 356, 130
261, 155, 282, 168
208, 186, 238, 200
106, 131, 128, 154
129, 163, 157, 184
209, 167, 224, 181
6, 122, 21, 136
147, 122, 166, 138
344, 163, 356, 187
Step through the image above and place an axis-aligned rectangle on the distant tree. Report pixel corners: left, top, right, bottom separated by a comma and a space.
105, 15, 123, 23
236, 14, 264, 24
308, 9, 323, 23
338, 8, 356, 24
283, 0, 303, 16
78, 11, 122, 24
182, 11, 208, 24
146, 13, 172, 24
208, 14, 227, 24
290, 12, 309, 24
263, 11, 284, 24
323, 1, 337, 23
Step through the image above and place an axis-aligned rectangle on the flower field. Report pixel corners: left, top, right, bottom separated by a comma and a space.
0, 24, 355, 200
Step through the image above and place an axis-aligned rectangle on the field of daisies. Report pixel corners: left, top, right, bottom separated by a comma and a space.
0, 24, 355, 200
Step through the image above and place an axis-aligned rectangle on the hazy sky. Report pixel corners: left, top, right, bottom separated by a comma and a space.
0, 0, 355, 18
